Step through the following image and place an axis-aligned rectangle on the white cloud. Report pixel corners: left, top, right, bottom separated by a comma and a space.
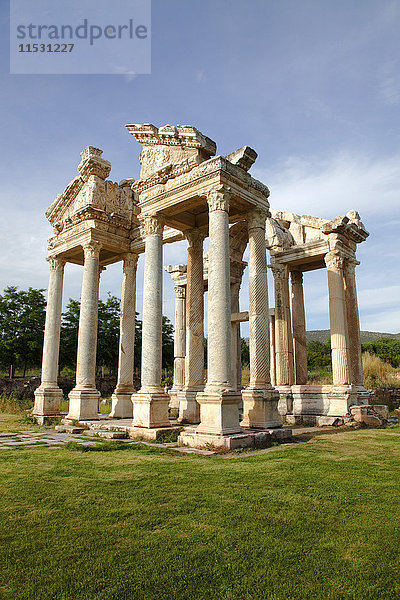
253, 151, 400, 219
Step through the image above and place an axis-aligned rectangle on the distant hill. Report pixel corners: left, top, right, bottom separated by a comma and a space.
306, 330, 400, 344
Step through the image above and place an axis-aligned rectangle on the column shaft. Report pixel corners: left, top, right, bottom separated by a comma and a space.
269, 310, 276, 387
184, 231, 205, 389
75, 243, 102, 389
247, 212, 270, 388
241, 210, 281, 429
273, 264, 294, 386
291, 270, 307, 385
132, 215, 169, 429
344, 258, 364, 386
230, 282, 241, 392
111, 254, 138, 418
33, 256, 65, 423
207, 204, 231, 387
67, 242, 102, 421
41, 257, 65, 386
172, 285, 186, 391
325, 251, 351, 385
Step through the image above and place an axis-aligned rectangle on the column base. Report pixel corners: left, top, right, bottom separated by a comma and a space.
168, 388, 181, 410
327, 384, 358, 416
196, 388, 242, 435
110, 390, 134, 418
276, 385, 294, 416
67, 387, 101, 421
177, 389, 202, 424
240, 387, 282, 429
131, 388, 170, 428
33, 385, 63, 424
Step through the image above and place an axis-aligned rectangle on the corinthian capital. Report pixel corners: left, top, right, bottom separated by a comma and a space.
290, 270, 303, 286
174, 285, 186, 299
139, 213, 165, 236
206, 185, 231, 213
324, 251, 345, 272
185, 228, 206, 249
247, 208, 269, 230
82, 241, 102, 259
46, 256, 66, 272
123, 253, 139, 271
270, 264, 288, 280
344, 257, 360, 275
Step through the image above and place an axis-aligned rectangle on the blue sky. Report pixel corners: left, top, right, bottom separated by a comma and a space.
0, 0, 399, 334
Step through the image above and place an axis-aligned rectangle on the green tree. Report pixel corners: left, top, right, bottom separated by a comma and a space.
307, 339, 332, 369
241, 338, 250, 367
162, 315, 174, 370
0, 286, 46, 376
97, 294, 121, 375
362, 338, 400, 368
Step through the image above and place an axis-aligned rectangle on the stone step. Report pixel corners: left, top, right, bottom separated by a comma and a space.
55, 425, 85, 434
83, 430, 128, 440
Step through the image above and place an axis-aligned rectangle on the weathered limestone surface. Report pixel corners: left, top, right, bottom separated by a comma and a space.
33, 256, 65, 423
68, 242, 102, 421
178, 229, 206, 423
111, 253, 138, 418
241, 209, 281, 429
132, 215, 170, 428
195, 186, 243, 439
291, 270, 307, 385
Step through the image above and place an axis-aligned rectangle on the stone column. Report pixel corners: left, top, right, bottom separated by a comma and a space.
325, 251, 351, 386
196, 186, 242, 436
291, 270, 307, 385
68, 242, 102, 421
269, 309, 276, 387
132, 215, 170, 428
272, 264, 294, 386
230, 282, 241, 392
110, 253, 139, 418
169, 285, 186, 408
241, 209, 281, 429
178, 229, 205, 423
33, 256, 65, 424
344, 257, 368, 402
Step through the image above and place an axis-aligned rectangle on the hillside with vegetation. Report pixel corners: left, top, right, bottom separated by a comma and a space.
306, 330, 400, 343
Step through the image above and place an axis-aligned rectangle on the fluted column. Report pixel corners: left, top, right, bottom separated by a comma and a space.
325, 251, 351, 385
169, 285, 186, 406
33, 256, 65, 423
110, 253, 139, 418
132, 214, 170, 428
68, 241, 102, 421
291, 270, 307, 385
269, 309, 276, 387
196, 186, 242, 436
344, 257, 367, 400
272, 264, 294, 386
230, 282, 241, 392
241, 209, 281, 429
178, 229, 205, 423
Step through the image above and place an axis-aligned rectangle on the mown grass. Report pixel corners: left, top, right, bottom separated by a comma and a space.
0, 412, 399, 600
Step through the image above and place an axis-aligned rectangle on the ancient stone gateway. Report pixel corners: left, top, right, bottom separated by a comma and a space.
33, 123, 369, 447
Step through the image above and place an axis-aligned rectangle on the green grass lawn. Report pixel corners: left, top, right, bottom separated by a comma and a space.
0, 414, 399, 600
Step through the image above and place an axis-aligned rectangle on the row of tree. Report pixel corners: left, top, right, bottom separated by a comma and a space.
0, 286, 174, 377
1, 286, 399, 377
